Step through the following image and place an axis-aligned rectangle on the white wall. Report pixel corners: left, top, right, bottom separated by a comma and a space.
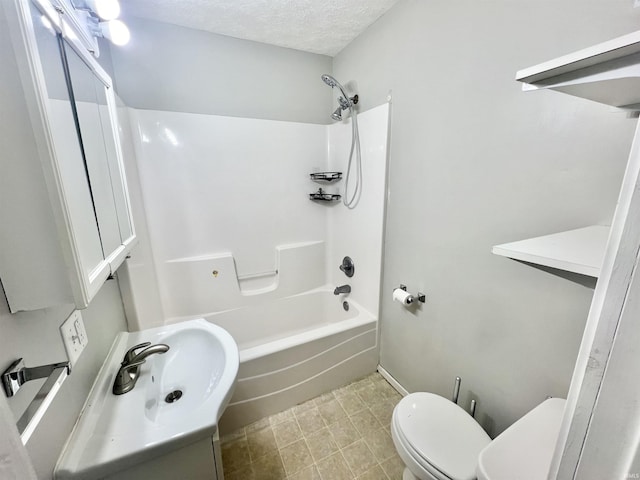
334, 0, 640, 436
110, 16, 333, 125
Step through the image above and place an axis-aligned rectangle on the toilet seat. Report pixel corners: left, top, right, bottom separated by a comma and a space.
393, 393, 491, 480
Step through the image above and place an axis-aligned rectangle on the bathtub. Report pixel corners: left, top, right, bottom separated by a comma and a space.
205, 287, 378, 434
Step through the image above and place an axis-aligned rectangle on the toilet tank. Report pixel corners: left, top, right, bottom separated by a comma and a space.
477, 398, 566, 480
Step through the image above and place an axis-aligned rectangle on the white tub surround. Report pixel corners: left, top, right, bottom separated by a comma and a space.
162, 241, 326, 320
54, 319, 238, 480
124, 103, 389, 327
327, 103, 390, 317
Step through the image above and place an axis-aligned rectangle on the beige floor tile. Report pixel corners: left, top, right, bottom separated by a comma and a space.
327, 417, 361, 449
221, 428, 246, 445
247, 426, 278, 461
287, 465, 322, 480
350, 409, 384, 437
247, 416, 272, 434
221, 374, 404, 480
253, 451, 287, 480
357, 464, 390, 480
376, 381, 400, 400
356, 383, 387, 405
341, 439, 378, 476
224, 463, 255, 480
314, 391, 336, 406
315, 452, 353, 480
280, 439, 314, 476
380, 454, 405, 480
362, 427, 396, 463
305, 427, 339, 462
270, 408, 295, 426
369, 399, 396, 429
317, 398, 348, 425
273, 418, 304, 448
296, 407, 326, 436
332, 383, 353, 398
292, 399, 317, 416
336, 392, 366, 416
349, 376, 374, 393
221, 437, 251, 474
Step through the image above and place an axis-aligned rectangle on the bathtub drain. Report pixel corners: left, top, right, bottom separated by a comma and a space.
165, 390, 183, 403
343, 301, 349, 311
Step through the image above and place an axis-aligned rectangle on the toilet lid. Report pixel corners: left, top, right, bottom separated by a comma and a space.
394, 393, 491, 480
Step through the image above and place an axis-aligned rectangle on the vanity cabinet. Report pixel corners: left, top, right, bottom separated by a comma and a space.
0, 0, 136, 312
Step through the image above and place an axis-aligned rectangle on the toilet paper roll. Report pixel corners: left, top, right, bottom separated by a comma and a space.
393, 288, 414, 305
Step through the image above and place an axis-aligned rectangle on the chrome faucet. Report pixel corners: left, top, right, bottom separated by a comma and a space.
334, 284, 351, 295
112, 342, 169, 395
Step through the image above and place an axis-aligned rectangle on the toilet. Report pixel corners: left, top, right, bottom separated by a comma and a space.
391, 392, 491, 480
391, 392, 567, 480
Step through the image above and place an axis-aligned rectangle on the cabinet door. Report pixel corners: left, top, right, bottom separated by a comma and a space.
25, 0, 110, 305
62, 40, 136, 272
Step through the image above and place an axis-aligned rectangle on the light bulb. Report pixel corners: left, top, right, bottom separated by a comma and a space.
100, 19, 130, 46
87, 0, 120, 20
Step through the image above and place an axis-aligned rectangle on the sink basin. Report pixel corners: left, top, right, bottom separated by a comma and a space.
54, 319, 239, 479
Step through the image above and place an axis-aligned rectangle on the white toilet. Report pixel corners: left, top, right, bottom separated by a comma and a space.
391, 392, 566, 480
391, 392, 491, 480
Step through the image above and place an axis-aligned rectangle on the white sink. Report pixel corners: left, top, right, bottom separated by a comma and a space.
55, 319, 239, 480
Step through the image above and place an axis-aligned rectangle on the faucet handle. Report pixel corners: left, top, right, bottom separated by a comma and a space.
113, 360, 146, 395
123, 342, 151, 364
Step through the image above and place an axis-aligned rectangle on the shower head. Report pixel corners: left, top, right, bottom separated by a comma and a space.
321, 74, 359, 122
321, 74, 339, 88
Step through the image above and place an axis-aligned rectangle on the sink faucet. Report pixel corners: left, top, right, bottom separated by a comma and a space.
113, 342, 170, 395
334, 284, 351, 295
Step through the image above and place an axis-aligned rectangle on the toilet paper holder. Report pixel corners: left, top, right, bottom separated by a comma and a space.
396, 284, 426, 304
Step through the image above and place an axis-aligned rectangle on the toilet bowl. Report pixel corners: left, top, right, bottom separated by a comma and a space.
391, 392, 492, 480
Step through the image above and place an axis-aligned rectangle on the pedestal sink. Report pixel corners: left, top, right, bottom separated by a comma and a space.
55, 319, 239, 480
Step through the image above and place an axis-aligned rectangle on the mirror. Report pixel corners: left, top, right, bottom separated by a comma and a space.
62, 40, 123, 257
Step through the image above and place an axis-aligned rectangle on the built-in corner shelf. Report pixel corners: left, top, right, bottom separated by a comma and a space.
492, 225, 610, 277
516, 31, 640, 109
310, 171, 342, 182
309, 188, 341, 202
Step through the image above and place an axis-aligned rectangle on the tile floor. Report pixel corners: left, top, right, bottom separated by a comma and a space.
220, 372, 406, 480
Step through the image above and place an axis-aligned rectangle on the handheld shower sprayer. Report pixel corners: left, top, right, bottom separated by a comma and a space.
321, 74, 362, 209
321, 74, 359, 119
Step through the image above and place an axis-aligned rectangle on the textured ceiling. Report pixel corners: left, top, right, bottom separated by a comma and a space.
121, 0, 400, 56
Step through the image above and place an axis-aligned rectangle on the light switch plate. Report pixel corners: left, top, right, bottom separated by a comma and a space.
60, 310, 88, 368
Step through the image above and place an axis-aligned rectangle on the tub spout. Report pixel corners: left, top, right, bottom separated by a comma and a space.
334, 284, 351, 295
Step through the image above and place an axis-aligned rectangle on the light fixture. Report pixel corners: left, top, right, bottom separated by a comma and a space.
100, 19, 130, 46
89, 0, 120, 21
73, 0, 121, 20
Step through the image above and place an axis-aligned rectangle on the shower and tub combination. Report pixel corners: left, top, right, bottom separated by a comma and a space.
120, 75, 390, 432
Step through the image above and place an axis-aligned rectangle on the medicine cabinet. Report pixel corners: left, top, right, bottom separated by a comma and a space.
0, 0, 136, 312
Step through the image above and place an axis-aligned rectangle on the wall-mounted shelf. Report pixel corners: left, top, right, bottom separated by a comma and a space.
492, 225, 610, 277
310, 171, 342, 182
516, 31, 640, 108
